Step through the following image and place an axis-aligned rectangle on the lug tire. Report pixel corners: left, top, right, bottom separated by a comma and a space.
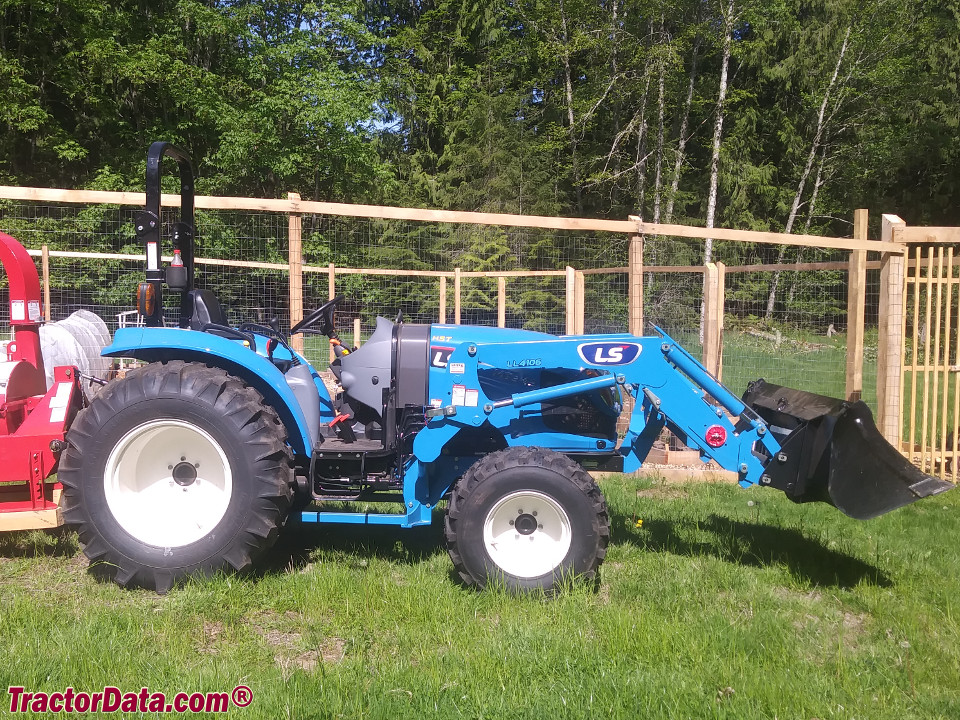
444, 446, 609, 593
59, 361, 293, 592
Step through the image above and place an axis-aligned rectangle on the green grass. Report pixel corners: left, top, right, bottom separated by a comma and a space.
721, 329, 878, 409
1, 477, 958, 719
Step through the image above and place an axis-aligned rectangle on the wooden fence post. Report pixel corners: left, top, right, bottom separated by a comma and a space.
41, 243, 51, 323
454, 267, 461, 324
702, 262, 722, 378
353, 317, 361, 349
565, 266, 576, 334
845, 209, 868, 401
628, 217, 644, 335
287, 193, 304, 355
575, 270, 585, 334
328, 262, 336, 362
439, 276, 447, 323
497, 276, 506, 328
716, 262, 725, 381
878, 214, 906, 447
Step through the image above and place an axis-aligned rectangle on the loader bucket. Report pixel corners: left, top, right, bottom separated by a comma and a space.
742, 380, 954, 520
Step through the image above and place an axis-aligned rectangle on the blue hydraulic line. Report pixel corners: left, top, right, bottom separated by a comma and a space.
493, 374, 618, 409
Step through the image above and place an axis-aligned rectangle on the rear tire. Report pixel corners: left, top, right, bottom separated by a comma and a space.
444, 446, 609, 593
59, 361, 294, 591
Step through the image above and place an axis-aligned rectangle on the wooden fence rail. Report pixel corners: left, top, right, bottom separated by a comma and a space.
12, 185, 960, 481
0, 186, 904, 252
1, 187, 911, 458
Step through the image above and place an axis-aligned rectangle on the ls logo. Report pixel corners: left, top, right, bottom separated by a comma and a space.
577, 342, 642, 366
430, 346, 455, 368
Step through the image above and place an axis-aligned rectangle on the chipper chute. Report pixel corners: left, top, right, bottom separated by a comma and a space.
743, 379, 954, 520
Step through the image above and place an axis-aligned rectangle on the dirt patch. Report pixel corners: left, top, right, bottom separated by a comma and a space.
840, 611, 868, 649
773, 588, 869, 655
270, 636, 346, 673
773, 587, 824, 604
262, 628, 301, 652
248, 610, 346, 672
319, 637, 347, 664
198, 620, 224, 655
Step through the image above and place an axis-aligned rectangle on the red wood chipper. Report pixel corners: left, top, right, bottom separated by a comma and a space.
0, 232, 84, 531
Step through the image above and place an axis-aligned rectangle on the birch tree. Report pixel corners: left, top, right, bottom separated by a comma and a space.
764, 22, 851, 319
703, 0, 735, 266
700, 0, 734, 342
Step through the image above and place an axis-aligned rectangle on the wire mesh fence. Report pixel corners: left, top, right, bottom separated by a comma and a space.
0, 196, 881, 408
711, 242, 880, 404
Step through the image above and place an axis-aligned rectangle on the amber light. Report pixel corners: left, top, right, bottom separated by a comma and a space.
705, 424, 727, 448
137, 282, 156, 317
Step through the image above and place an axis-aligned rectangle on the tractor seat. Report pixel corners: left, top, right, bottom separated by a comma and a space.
180, 289, 228, 330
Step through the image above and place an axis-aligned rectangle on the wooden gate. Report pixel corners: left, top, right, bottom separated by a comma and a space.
902, 246, 960, 481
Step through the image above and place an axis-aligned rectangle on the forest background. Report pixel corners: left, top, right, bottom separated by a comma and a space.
0, 0, 958, 334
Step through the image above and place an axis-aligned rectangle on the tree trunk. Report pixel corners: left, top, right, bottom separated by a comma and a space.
765, 24, 851, 319
665, 34, 701, 224
635, 64, 652, 215
703, 0, 733, 266
652, 15, 667, 224
804, 138, 829, 232
701, 0, 733, 343
607, 0, 621, 183
787, 140, 831, 309
559, 0, 582, 213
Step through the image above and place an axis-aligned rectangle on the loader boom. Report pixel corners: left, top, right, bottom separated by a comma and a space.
414, 326, 778, 487
619, 329, 776, 485
413, 322, 951, 520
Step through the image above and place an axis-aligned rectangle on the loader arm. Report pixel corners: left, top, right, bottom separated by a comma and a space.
618, 328, 953, 519
414, 325, 780, 483
409, 322, 949, 519
618, 329, 780, 487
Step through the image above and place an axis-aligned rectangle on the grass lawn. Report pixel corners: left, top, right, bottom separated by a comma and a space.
0, 475, 957, 719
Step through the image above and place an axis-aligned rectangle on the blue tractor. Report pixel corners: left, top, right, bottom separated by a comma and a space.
59, 143, 953, 593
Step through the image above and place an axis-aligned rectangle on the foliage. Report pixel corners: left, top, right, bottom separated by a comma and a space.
1, 0, 959, 327
0, 0, 386, 199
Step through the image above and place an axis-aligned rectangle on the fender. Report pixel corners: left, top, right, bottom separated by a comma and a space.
103, 327, 333, 456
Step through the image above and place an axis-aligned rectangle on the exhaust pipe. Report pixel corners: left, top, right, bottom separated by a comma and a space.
743, 380, 954, 520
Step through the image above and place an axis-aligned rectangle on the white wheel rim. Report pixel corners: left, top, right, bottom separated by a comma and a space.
104, 420, 233, 548
482, 490, 572, 578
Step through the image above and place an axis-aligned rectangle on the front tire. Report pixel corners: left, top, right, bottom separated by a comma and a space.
444, 447, 609, 593
59, 361, 294, 591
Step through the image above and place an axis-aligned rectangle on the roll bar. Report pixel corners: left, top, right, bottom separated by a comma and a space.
135, 142, 196, 326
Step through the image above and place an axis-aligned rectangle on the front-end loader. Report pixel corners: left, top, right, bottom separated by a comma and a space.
58, 143, 954, 592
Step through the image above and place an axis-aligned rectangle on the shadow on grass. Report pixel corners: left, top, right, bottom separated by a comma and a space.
612, 512, 891, 588
0, 527, 79, 559
256, 513, 447, 578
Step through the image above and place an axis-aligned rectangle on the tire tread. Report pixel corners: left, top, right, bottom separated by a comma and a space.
444, 446, 609, 591
59, 360, 294, 591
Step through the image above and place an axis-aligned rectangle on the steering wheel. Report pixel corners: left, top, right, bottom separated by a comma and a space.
290, 295, 344, 337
